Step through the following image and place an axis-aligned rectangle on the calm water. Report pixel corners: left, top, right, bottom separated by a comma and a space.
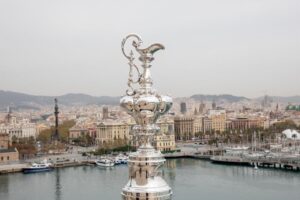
0, 159, 300, 200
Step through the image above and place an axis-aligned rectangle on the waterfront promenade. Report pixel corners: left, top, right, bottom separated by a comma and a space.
0, 147, 94, 174
1, 159, 300, 200
0, 163, 28, 174
1, 143, 300, 174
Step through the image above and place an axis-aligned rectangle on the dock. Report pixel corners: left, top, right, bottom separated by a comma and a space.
248, 156, 300, 171
209, 154, 300, 171
1, 148, 300, 174
0, 160, 95, 175
210, 155, 250, 166
0, 163, 29, 174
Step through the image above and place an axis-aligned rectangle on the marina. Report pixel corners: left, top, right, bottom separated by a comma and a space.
0, 1, 299, 200
0, 159, 299, 200
1, 146, 300, 174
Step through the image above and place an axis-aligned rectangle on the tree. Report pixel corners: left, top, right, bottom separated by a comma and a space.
74, 134, 94, 147
11, 135, 18, 145
272, 120, 297, 132
37, 120, 75, 144
37, 128, 52, 143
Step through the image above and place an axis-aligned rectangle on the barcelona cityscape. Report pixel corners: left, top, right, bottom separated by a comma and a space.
0, 0, 300, 200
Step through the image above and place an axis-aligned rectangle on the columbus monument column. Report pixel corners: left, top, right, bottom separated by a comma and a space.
120, 34, 173, 200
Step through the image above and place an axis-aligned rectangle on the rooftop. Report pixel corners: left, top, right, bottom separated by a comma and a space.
0, 147, 18, 153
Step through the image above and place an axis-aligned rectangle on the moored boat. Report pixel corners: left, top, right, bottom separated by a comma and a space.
120, 156, 128, 164
23, 160, 53, 174
95, 159, 114, 167
114, 155, 128, 165
210, 155, 250, 166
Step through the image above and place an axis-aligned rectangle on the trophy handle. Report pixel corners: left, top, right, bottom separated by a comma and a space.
122, 34, 143, 96
121, 34, 142, 60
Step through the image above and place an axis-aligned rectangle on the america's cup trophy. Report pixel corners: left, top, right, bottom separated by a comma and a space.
120, 34, 173, 200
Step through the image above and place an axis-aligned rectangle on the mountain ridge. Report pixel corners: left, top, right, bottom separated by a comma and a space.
1, 90, 300, 110
190, 94, 249, 103
0, 90, 120, 109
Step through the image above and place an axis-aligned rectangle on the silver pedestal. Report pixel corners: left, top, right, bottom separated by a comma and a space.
120, 34, 173, 200
122, 145, 172, 200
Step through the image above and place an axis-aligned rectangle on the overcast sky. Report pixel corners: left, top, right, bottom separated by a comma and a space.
0, 0, 299, 98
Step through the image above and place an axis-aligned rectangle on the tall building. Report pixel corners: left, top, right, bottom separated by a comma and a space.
102, 106, 109, 119
5, 106, 12, 124
203, 117, 212, 134
194, 116, 203, 133
227, 117, 266, 130
0, 133, 19, 164
0, 133, 10, 149
262, 95, 272, 108
153, 134, 176, 152
0, 123, 37, 139
174, 116, 202, 140
154, 119, 176, 151
157, 118, 174, 134
180, 102, 187, 114
174, 116, 194, 140
96, 121, 130, 144
209, 109, 226, 133
174, 116, 203, 140
212, 100, 216, 110
194, 108, 198, 115
199, 101, 206, 114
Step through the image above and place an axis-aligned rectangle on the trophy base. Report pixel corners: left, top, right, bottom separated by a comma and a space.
121, 145, 172, 200
122, 176, 172, 200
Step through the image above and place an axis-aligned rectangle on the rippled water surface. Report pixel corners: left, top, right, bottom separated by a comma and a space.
0, 159, 299, 200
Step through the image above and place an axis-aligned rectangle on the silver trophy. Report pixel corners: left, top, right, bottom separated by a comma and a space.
120, 34, 173, 200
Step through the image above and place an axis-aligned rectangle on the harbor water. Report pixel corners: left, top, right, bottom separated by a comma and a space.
0, 159, 299, 200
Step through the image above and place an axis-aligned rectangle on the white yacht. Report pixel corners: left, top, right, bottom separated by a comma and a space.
114, 155, 129, 165
23, 159, 53, 174
95, 159, 114, 167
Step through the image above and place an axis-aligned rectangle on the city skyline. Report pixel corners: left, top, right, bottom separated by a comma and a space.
1, 89, 300, 99
0, 0, 299, 98
1, 1, 300, 200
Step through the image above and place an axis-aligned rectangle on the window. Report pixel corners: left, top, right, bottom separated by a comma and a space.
7, 156, 9, 160
1, 157, 3, 161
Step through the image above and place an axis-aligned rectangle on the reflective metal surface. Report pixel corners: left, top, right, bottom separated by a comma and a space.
120, 34, 173, 200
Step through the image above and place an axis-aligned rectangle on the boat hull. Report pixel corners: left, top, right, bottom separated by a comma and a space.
211, 159, 250, 166
95, 160, 114, 167
23, 167, 53, 174
96, 163, 114, 167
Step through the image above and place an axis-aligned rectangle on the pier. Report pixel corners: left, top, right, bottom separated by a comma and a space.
0, 159, 95, 174
164, 144, 300, 171
1, 144, 300, 174
0, 164, 28, 174
248, 156, 300, 171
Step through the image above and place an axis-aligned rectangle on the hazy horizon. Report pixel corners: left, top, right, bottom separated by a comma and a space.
0, 0, 299, 98
1, 89, 300, 99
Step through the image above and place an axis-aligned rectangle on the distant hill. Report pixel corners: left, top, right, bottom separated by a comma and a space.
1, 90, 299, 110
190, 94, 249, 103
256, 96, 300, 103
0, 90, 120, 110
